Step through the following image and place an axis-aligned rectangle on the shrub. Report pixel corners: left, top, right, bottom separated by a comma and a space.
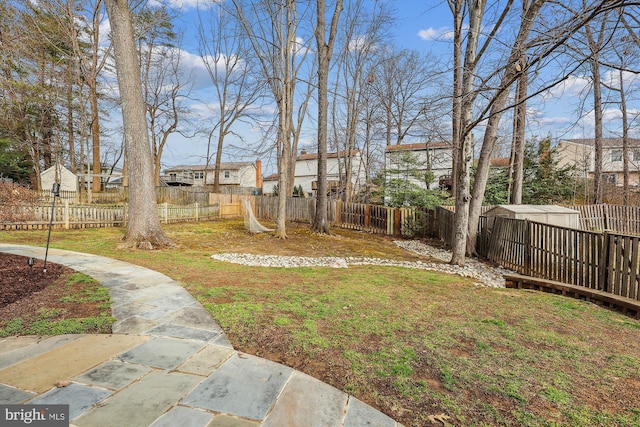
0, 182, 39, 222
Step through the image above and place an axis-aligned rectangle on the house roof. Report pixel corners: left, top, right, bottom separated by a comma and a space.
385, 142, 453, 152
560, 138, 640, 148
164, 162, 254, 172
490, 157, 510, 167
296, 149, 359, 161
263, 173, 279, 181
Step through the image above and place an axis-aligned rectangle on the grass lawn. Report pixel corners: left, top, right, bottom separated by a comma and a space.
1, 219, 639, 426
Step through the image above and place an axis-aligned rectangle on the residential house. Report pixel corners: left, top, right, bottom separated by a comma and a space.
262, 173, 279, 195
261, 150, 365, 197
162, 161, 262, 189
41, 164, 77, 192
385, 142, 454, 190
556, 138, 640, 186
75, 164, 124, 190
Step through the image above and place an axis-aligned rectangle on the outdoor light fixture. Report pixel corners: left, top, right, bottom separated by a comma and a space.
43, 182, 60, 273
27, 257, 34, 277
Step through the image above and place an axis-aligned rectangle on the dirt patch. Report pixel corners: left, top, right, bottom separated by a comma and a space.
0, 253, 108, 331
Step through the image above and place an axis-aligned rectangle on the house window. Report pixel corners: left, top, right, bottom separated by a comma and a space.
603, 173, 617, 184
224, 171, 230, 179
611, 150, 623, 162
634, 150, 640, 162
194, 171, 204, 180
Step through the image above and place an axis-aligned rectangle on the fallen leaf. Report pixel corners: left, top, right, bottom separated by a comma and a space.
428, 413, 451, 424
55, 380, 72, 388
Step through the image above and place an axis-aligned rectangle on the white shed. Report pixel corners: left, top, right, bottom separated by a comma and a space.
41, 165, 77, 193
483, 205, 580, 229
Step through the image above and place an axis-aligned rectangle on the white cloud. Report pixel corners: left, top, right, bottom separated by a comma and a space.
418, 26, 454, 41
541, 75, 590, 101
149, 0, 218, 10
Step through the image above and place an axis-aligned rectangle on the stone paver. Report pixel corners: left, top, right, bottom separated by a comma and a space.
181, 353, 293, 421
73, 360, 152, 390
177, 344, 235, 376
343, 397, 398, 427
0, 334, 148, 393
116, 336, 204, 370
150, 406, 214, 427
0, 335, 84, 369
0, 244, 403, 427
73, 370, 201, 427
30, 383, 112, 420
262, 371, 347, 427
0, 384, 35, 404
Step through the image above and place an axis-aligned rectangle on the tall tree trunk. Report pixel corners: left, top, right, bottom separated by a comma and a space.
66, 78, 77, 174
466, 0, 542, 256
620, 68, 629, 205
450, 0, 485, 266
590, 60, 604, 204
104, 0, 172, 249
213, 130, 224, 193
449, 0, 463, 198
312, 0, 343, 234
510, 67, 528, 204
90, 81, 101, 193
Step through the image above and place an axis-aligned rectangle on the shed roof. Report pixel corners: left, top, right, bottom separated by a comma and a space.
486, 205, 579, 215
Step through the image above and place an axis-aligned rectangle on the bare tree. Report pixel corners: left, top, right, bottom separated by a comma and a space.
372, 49, 436, 146
197, 3, 265, 192
311, 0, 343, 234
583, 7, 612, 204
449, 0, 630, 263
330, 0, 391, 202
104, 0, 172, 249
231, 0, 313, 238
134, 7, 192, 186
449, 0, 485, 266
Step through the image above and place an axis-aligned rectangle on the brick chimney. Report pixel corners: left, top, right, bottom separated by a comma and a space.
255, 160, 262, 188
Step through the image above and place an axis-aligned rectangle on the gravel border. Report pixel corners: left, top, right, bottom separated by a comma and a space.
211, 240, 511, 288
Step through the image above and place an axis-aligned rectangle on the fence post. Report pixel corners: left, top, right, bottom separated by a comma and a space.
164, 202, 168, 223
524, 219, 531, 276
394, 209, 402, 236
64, 199, 70, 230
195, 202, 199, 222
599, 231, 611, 292
364, 205, 370, 230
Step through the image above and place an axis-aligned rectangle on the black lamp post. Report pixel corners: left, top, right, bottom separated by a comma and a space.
43, 182, 60, 273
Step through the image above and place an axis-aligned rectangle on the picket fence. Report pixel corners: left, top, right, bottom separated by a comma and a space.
0, 200, 219, 230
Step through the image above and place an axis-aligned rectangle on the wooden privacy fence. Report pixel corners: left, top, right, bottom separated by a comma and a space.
485, 216, 639, 302
250, 196, 437, 237
569, 204, 640, 235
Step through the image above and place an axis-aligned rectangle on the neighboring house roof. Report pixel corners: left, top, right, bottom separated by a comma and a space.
296, 150, 359, 161
164, 162, 254, 172
385, 142, 453, 152
263, 173, 279, 181
560, 138, 640, 148
490, 157, 510, 167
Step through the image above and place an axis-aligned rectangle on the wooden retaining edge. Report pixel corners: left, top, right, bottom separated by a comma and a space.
504, 274, 640, 319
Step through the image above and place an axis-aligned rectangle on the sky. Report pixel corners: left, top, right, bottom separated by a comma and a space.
114, 0, 639, 174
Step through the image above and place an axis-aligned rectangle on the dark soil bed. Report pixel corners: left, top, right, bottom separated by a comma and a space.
0, 253, 109, 333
